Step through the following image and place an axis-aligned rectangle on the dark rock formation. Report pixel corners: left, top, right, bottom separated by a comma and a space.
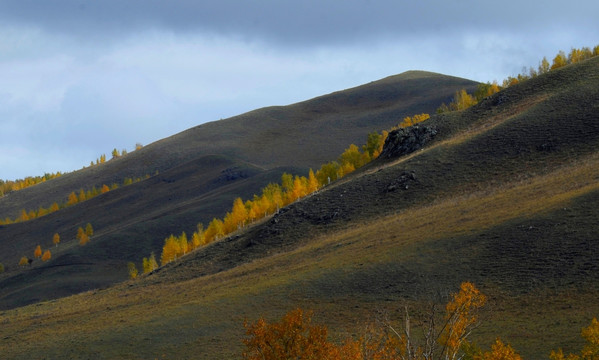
379, 125, 437, 159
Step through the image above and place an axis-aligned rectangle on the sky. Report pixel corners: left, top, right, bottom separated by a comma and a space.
1, 1, 598, 179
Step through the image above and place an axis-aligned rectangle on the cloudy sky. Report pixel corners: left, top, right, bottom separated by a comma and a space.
1, 1, 597, 179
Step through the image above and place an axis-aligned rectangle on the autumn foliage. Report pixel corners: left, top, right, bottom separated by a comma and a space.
242, 283, 515, 360
0, 175, 151, 226
41, 250, 51, 262
550, 317, 599, 360
242, 308, 358, 360
437, 45, 599, 114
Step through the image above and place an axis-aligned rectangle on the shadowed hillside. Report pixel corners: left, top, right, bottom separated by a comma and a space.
1, 58, 598, 359
0, 71, 477, 309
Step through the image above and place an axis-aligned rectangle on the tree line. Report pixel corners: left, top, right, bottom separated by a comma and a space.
128, 110, 434, 277
0, 143, 145, 198
0, 175, 151, 226
437, 45, 599, 113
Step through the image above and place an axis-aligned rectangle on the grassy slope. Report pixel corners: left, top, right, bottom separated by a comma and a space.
0, 70, 476, 220
0, 71, 477, 309
1, 59, 599, 359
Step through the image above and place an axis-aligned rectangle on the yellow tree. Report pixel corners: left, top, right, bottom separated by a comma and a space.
440, 282, 487, 360
177, 232, 189, 256
19, 256, 30, 266
538, 56, 551, 74
451, 89, 477, 111
85, 223, 94, 237
41, 249, 51, 262
49, 202, 60, 212
307, 169, 320, 193
316, 162, 340, 186
19, 209, 29, 222
34, 245, 42, 259
76, 227, 85, 241
161, 234, 179, 266
67, 192, 78, 206
551, 51, 568, 70
127, 262, 138, 279
339, 144, 366, 170
143, 252, 159, 273
53, 233, 60, 247
242, 308, 359, 360
480, 338, 522, 360
101, 184, 110, 193
550, 317, 599, 360
79, 233, 90, 245
204, 218, 225, 243
78, 189, 86, 202
191, 224, 206, 249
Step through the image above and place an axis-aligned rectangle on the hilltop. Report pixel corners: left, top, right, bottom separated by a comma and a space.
0, 71, 477, 310
0, 57, 598, 359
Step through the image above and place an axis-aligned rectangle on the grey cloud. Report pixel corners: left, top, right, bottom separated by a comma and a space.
1, 1, 598, 45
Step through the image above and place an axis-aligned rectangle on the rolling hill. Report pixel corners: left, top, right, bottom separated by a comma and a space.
0, 71, 477, 310
1, 57, 599, 359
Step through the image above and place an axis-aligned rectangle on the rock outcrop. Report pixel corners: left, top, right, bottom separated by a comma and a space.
379, 125, 437, 159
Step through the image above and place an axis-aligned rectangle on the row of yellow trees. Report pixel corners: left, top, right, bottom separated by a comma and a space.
130, 122, 416, 276
0, 172, 62, 197
0, 175, 150, 226
128, 114, 430, 279
17, 224, 94, 267
242, 282, 599, 360
438, 45, 599, 113
128, 112, 432, 277
1, 143, 145, 198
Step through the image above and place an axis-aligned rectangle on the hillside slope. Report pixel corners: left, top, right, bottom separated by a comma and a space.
0, 71, 477, 309
1, 58, 598, 359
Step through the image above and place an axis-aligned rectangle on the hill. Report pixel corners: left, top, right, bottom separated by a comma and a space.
0, 71, 477, 309
1, 57, 599, 359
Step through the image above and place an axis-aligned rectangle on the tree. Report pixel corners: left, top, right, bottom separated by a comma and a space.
76, 227, 85, 240
53, 233, 60, 247
143, 252, 159, 273
316, 161, 340, 186
363, 132, 382, 158
135, 143, 143, 151
49, 202, 60, 212
205, 218, 224, 243
78, 189, 86, 202
127, 262, 138, 279
551, 51, 568, 70
19, 256, 30, 266
479, 338, 522, 360
67, 192, 78, 206
191, 224, 206, 249
440, 282, 487, 359
399, 113, 431, 128
41, 249, 51, 262
452, 89, 477, 111
79, 233, 90, 245
161, 235, 179, 266
475, 82, 501, 101
34, 245, 42, 258
101, 184, 110, 193
111, 148, 120, 159
85, 223, 94, 237
550, 317, 599, 360
307, 169, 320, 193
19, 209, 29, 222
243, 308, 358, 360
